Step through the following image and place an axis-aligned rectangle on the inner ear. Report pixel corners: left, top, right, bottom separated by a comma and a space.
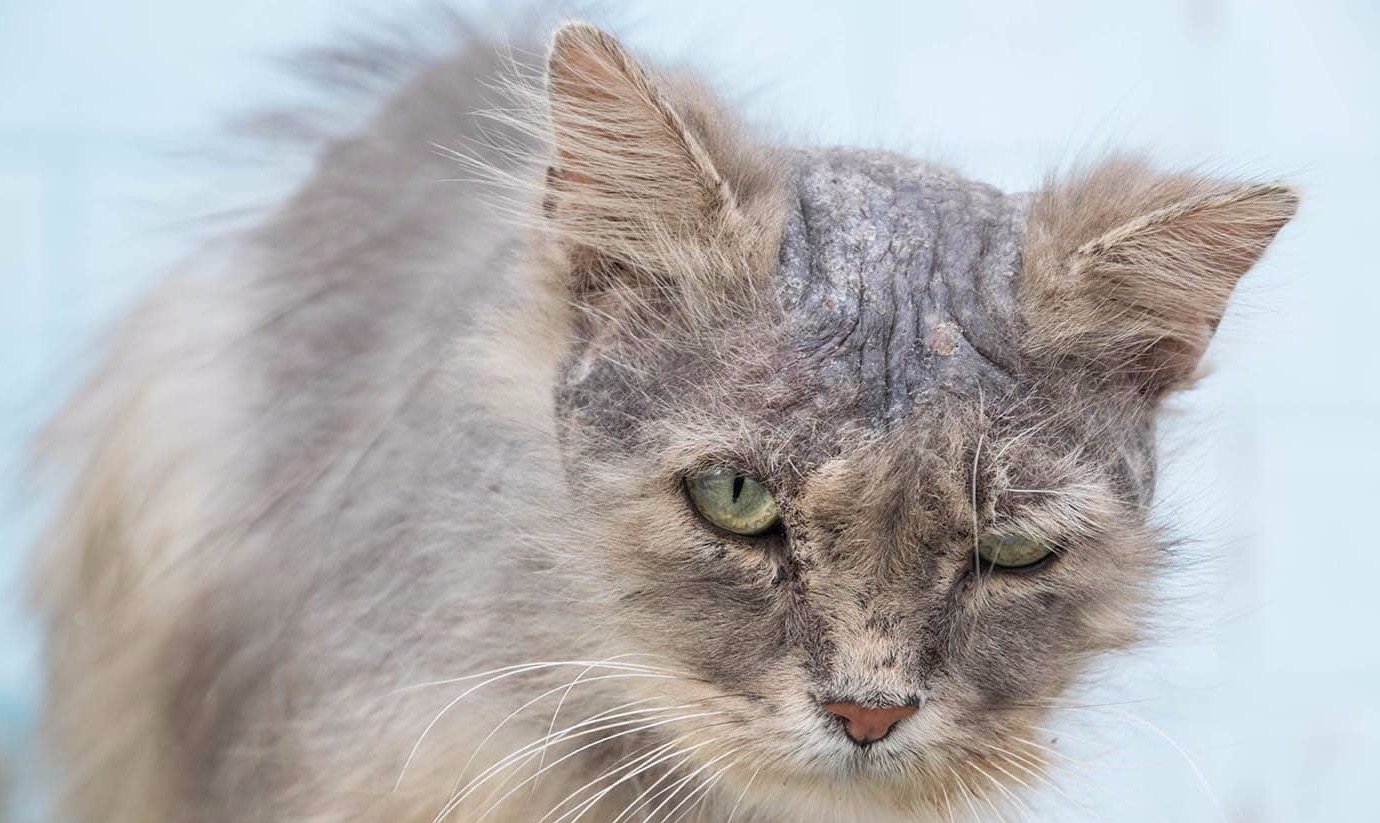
537, 21, 786, 336
1020, 159, 1299, 396
544, 22, 737, 261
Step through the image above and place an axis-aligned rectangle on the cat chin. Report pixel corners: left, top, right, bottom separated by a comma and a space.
722, 767, 966, 823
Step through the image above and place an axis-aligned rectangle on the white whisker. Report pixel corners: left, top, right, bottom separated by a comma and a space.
605, 748, 706, 823
536, 737, 681, 823
946, 765, 984, 823
939, 781, 957, 823
723, 764, 760, 823
552, 739, 720, 823
390, 657, 684, 695
531, 657, 640, 797
640, 749, 738, 823
984, 747, 1089, 817
1043, 711, 1227, 822
453, 675, 668, 797
463, 715, 724, 823
448, 695, 665, 799
396, 662, 678, 788
664, 757, 739, 823
439, 707, 716, 821
970, 758, 1028, 822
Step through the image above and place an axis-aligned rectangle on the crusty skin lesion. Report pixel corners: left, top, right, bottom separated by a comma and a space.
775, 149, 1029, 422
557, 148, 1034, 457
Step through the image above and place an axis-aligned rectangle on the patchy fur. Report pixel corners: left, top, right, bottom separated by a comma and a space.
30, 11, 1297, 823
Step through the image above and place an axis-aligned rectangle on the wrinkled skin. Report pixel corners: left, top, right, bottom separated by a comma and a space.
779, 150, 1029, 417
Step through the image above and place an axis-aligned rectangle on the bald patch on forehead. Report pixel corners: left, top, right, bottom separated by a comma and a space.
775, 149, 1030, 421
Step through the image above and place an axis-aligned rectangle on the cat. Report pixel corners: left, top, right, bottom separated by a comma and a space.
30, 12, 1298, 823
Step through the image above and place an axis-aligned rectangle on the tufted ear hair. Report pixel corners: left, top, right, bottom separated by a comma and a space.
1019, 158, 1299, 396
543, 21, 762, 315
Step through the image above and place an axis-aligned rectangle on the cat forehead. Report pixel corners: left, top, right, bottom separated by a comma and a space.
771, 149, 1030, 421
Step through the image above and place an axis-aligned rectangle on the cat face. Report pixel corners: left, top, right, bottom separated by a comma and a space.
549, 152, 1161, 808
533, 21, 1295, 816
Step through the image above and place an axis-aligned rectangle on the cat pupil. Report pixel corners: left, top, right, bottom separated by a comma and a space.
731, 474, 745, 503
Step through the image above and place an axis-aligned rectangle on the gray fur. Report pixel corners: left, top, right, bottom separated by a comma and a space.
30, 13, 1296, 823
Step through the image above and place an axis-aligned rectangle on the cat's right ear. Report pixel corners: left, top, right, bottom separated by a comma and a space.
542, 22, 756, 315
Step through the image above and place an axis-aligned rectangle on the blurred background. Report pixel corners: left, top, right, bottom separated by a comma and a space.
1, 1, 1376, 820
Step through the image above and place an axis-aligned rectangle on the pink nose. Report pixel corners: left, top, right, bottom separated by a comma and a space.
822, 701, 917, 745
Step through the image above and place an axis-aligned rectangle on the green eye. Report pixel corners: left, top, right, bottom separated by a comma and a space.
976, 532, 1054, 570
685, 468, 780, 536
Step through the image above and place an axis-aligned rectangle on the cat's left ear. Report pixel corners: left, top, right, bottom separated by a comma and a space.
1020, 160, 1299, 396
543, 22, 760, 307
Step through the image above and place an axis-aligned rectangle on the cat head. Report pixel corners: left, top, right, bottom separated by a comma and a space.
524, 21, 1296, 816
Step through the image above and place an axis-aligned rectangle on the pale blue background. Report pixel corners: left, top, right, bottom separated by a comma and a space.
2, 1, 1377, 820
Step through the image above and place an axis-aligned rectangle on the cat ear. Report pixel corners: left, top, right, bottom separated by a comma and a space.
543, 22, 746, 300
1020, 160, 1299, 396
